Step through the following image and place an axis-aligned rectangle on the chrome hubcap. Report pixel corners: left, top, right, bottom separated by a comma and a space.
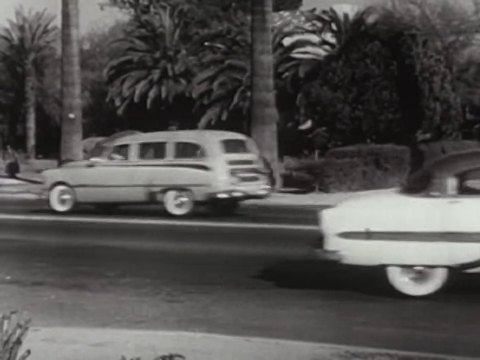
59, 191, 73, 205
174, 194, 190, 208
401, 267, 431, 283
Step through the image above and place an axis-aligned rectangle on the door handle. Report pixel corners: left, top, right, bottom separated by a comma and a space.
448, 200, 460, 204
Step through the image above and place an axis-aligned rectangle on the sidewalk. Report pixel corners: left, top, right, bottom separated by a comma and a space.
24, 327, 467, 360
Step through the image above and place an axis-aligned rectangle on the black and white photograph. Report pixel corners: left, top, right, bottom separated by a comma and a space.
0, 0, 479, 359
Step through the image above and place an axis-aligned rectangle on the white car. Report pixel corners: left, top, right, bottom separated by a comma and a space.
315, 150, 480, 297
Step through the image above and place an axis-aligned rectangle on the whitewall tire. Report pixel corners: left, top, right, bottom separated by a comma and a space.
163, 189, 195, 216
49, 184, 76, 213
385, 265, 449, 297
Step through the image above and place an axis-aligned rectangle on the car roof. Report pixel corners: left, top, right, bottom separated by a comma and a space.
426, 149, 480, 178
111, 130, 248, 145
403, 149, 480, 194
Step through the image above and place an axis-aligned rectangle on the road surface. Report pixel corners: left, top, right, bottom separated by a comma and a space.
0, 200, 479, 358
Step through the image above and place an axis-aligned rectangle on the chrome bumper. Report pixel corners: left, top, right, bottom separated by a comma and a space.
210, 186, 272, 201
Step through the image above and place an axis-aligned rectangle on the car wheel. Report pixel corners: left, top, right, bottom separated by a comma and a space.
163, 189, 195, 217
385, 265, 449, 297
209, 200, 239, 216
49, 184, 76, 213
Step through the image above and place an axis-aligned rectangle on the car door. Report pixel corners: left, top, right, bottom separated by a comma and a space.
134, 141, 169, 201
169, 141, 212, 191
77, 144, 137, 203
445, 171, 480, 267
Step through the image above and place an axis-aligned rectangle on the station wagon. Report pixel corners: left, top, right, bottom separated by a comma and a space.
43, 130, 272, 216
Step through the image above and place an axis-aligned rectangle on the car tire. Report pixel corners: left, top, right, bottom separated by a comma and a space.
163, 189, 195, 217
49, 184, 76, 213
209, 200, 239, 216
385, 265, 449, 297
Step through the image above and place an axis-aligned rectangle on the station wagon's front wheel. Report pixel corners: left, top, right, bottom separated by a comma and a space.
163, 189, 195, 217
385, 266, 449, 297
49, 184, 76, 213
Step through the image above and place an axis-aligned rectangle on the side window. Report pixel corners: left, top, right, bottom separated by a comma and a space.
110, 144, 129, 160
139, 142, 166, 160
174, 142, 205, 159
222, 139, 250, 154
459, 169, 480, 195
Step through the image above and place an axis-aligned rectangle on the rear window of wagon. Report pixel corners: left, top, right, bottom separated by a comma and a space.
222, 139, 250, 154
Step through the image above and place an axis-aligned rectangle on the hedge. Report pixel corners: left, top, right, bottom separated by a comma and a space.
282, 144, 411, 192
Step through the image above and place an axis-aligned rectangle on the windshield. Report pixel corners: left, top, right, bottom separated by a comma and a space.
222, 139, 251, 154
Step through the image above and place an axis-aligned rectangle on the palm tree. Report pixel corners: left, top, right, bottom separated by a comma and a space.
192, 10, 250, 131
105, 2, 193, 119
61, 0, 83, 162
192, 7, 309, 132
251, 0, 281, 187
275, 5, 370, 128
0, 7, 57, 159
275, 5, 365, 83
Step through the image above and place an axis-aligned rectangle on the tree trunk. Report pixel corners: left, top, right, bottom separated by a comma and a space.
251, 0, 281, 188
25, 62, 36, 160
61, 0, 83, 162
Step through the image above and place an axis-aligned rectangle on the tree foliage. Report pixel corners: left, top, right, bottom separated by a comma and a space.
101, 0, 480, 156
301, 20, 405, 147
192, 9, 250, 130
105, 2, 194, 116
0, 7, 58, 156
81, 22, 127, 136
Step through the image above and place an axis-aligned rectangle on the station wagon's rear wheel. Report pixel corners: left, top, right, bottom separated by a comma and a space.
49, 184, 76, 213
163, 189, 195, 216
385, 266, 449, 297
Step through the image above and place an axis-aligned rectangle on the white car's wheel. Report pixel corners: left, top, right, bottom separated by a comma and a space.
385, 266, 449, 297
49, 184, 76, 213
163, 189, 195, 216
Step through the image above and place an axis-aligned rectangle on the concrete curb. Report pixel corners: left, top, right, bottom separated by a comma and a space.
24, 327, 471, 360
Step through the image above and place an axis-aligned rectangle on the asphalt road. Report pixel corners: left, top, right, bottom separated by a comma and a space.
0, 200, 480, 358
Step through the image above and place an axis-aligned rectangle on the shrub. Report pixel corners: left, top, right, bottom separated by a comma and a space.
283, 144, 410, 192
281, 171, 316, 192
325, 144, 411, 190
297, 158, 364, 192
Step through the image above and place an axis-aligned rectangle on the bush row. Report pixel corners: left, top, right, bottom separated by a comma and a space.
282, 144, 411, 192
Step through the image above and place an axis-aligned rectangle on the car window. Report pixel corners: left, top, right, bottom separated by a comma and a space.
459, 168, 480, 194
175, 142, 205, 159
222, 139, 250, 154
139, 142, 166, 160
110, 144, 129, 160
